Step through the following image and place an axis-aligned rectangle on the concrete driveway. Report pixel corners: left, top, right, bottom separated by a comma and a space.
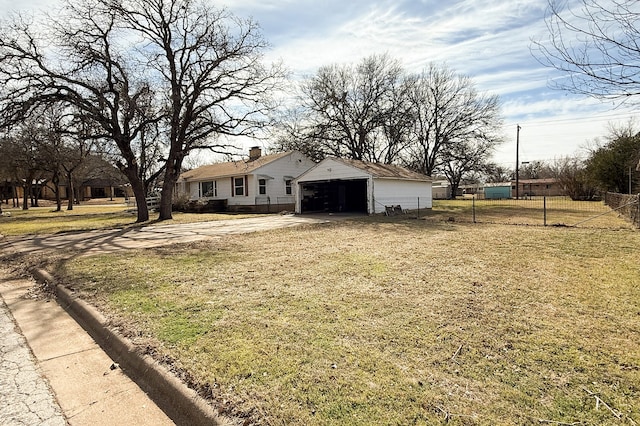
0, 214, 338, 257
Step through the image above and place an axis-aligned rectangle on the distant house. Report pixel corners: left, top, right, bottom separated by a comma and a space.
294, 157, 432, 214
175, 148, 315, 212
432, 180, 452, 200
515, 178, 565, 197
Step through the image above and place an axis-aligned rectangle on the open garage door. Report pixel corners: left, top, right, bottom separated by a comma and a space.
300, 179, 368, 213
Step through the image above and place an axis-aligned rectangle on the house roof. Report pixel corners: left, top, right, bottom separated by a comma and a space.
333, 158, 432, 181
484, 182, 512, 188
515, 178, 558, 185
179, 151, 292, 181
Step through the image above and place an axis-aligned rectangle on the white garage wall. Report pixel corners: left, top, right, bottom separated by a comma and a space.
296, 158, 370, 182
373, 179, 433, 213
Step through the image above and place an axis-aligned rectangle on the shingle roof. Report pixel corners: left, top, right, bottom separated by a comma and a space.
334, 158, 432, 181
515, 178, 558, 185
179, 152, 292, 181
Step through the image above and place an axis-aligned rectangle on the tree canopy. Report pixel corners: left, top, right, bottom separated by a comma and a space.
0, 0, 284, 221
275, 57, 503, 196
533, 0, 640, 103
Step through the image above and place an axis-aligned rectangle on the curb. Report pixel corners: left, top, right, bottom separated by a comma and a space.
31, 268, 230, 426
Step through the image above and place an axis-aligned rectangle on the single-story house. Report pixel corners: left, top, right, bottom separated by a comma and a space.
515, 178, 565, 197
294, 157, 432, 214
175, 148, 315, 212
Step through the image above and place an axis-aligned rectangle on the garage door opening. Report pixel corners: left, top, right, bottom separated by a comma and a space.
300, 179, 368, 213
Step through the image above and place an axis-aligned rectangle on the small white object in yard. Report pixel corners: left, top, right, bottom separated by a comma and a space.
110, 362, 119, 370
1, 212, 11, 217
331, 363, 337, 369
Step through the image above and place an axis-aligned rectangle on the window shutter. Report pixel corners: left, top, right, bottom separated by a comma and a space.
231, 177, 234, 197
245, 175, 248, 197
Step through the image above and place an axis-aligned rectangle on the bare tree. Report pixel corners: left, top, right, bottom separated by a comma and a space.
402, 64, 503, 178
0, 0, 165, 222
1, 124, 48, 210
519, 160, 554, 180
552, 156, 599, 200
298, 54, 407, 162
112, 0, 286, 220
439, 134, 500, 199
269, 106, 328, 162
533, 0, 640, 102
483, 163, 514, 183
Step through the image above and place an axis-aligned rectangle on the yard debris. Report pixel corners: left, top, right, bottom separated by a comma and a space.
451, 344, 463, 362
537, 419, 582, 425
582, 387, 637, 424
385, 205, 405, 216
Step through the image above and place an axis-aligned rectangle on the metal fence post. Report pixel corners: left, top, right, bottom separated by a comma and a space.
637, 193, 640, 228
417, 197, 420, 220
472, 195, 476, 223
544, 196, 547, 226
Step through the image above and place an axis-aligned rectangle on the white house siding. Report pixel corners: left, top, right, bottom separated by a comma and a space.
373, 178, 433, 213
296, 158, 370, 182
177, 151, 315, 212
226, 152, 314, 209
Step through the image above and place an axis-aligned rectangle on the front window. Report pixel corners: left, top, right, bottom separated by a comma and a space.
200, 181, 216, 197
234, 177, 245, 196
259, 179, 267, 195
285, 179, 292, 195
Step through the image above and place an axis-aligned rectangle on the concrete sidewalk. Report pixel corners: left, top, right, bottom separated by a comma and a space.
0, 269, 175, 425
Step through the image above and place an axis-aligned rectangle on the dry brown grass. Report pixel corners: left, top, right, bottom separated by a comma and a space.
56, 217, 640, 425
0, 203, 261, 236
430, 198, 634, 228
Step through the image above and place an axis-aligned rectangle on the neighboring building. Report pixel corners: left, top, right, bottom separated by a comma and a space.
481, 178, 565, 199
515, 178, 565, 197
457, 183, 483, 197
175, 148, 315, 212
39, 178, 132, 201
294, 157, 432, 214
484, 182, 512, 199
432, 180, 452, 200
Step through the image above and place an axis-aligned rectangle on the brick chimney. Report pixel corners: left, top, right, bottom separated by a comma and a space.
249, 146, 262, 161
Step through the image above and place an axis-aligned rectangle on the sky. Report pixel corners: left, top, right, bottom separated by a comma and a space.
1, 0, 636, 168
217, 0, 637, 167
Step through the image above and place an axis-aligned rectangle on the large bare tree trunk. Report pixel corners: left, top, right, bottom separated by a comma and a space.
121, 166, 149, 223
66, 173, 73, 211
22, 183, 29, 210
158, 154, 183, 221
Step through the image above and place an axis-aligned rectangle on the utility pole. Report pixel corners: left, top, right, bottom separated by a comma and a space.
516, 124, 521, 200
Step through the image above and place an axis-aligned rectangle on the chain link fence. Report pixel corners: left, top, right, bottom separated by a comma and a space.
429, 196, 638, 229
604, 192, 640, 228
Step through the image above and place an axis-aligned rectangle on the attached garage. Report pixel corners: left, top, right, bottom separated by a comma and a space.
295, 157, 432, 214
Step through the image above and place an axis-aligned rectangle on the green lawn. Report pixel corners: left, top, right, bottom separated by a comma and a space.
55, 218, 640, 425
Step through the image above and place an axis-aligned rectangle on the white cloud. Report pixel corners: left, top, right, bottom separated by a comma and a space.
2, 0, 631, 165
